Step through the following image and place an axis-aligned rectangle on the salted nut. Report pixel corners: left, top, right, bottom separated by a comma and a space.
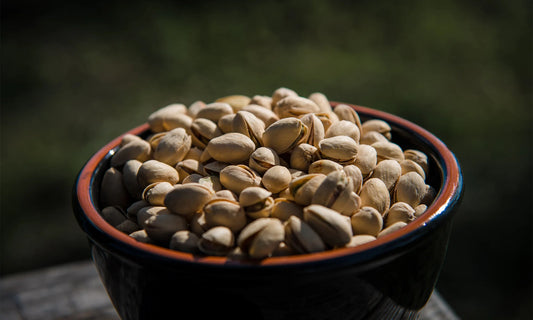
359, 178, 391, 214
169, 230, 200, 253
242, 104, 279, 127
237, 218, 285, 259
153, 128, 192, 166
303, 204, 353, 247
232, 111, 265, 146
371, 160, 402, 192
274, 95, 321, 119
308, 92, 332, 114
239, 187, 274, 219
261, 165, 292, 194
248, 147, 280, 174
204, 198, 247, 232
393, 172, 427, 208
190, 118, 222, 149
300, 113, 325, 148
270, 198, 303, 221
325, 120, 360, 143
164, 183, 214, 217
219, 165, 262, 194
289, 174, 327, 206
290, 143, 319, 172
144, 212, 187, 244
333, 104, 362, 131
148, 103, 191, 133
319, 136, 358, 165
215, 95, 251, 112
195, 102, 233, 123
351, 206, 383, 236
385, 202, 416, 227
312, 171, 361, 216
198, 226, 235, 256
284, 215, 326, 254
262, 118, 308, 154
361, 119, 392, 140
111, 139, 151, 167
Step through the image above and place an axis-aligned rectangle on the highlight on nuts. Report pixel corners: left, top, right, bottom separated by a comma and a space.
98, 87, 437, 260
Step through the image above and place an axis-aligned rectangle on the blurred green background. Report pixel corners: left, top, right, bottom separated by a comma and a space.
1, 0, 531, 318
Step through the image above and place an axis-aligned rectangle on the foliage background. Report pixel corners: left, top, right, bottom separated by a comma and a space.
1, 0, 531, 319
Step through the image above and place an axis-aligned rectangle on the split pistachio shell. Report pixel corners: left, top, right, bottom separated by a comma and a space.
303, 204, 353, 247
359, 178, 390, 214
169, 230, 200, 253
300, 113, 325, 148
190, 212, 209, 236
333, 104, 362, 131
111, 139, 151, 167
312, 171, 360, 216
101, 206, 127, 227
196, 102, 234, 123
399, 159, 426, 180
378, 221, 407, 238
360, 131, 389, 145
142, 182, 174, 206
284, 216, 326, 254
404, 149, 429, 175
122, 160, 143, 199
217, 114, 236, 133
182, 173, 203, 184
242, 104, 279, 127
290, 143, 319, 172
153, 128, 191, 166
239, 187, 274, 219
148, 104, 190, 133
271, 242, 294, 257
262, 166, 292, 194
351, 207, 383, 236
203, 161, 229, 176
393, 172, 426, 208
214, 189, 238, 202
289, 174, 327, 206
137, 160, 179, 189
198, 226, 235, 256
325, 120, 360, 143
308, 92, 332, 114
129, 230, 153, 243
262, 118, 308, 154
136, 206, 168, 228
237, 218, 285, 259
319, 136, 358, 165
232, 111, 265, 146
215, 95, 251, 112
343, 165, 363, 194
385, 202, 415, 227
371, 160, 402, 192
144, 212, 187, 244
271, 87, 298, 107
188, 100, 206, 118
249, 95, 273, 109
308, 159, 343, 175
205, 133, 256, 164
249, 147, 280, 174
346, 235, 376, 248
190, 118, 222, 149
164, 183, 214, 216
219, 165, 262, 194
315, 112, 339, 133
126, 200, 150, 220
100, 167, 130, 208
204, 198, 247, 232
271, 198, 304, 221
354, 144, 377, 177
176, 159, 204, 183
372, 141, 404, 162
184, 147, 204, 162
361, 119, 392, 140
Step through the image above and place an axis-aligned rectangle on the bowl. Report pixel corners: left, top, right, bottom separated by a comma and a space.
73, 102, 463, 320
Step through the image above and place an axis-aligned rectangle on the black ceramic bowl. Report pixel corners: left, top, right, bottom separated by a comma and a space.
73, 102, 463, 320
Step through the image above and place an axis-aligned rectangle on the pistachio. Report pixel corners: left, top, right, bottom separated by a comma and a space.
120, 134, 143, 147
144, 212, 187, 244
204, 199, 247, 232
164, 183, 214, 216
319, 136, 358, 165
371, 160, 402, 192
242, 104, 279, 127
237, 218, 285, 259
169, 230, 200, 253
421, 185, 437, 205
116, 220, 140, 234
361, 119, 392, 140
142, 182, 174, 206
190, 212, 209, 236
248, 147, 280, 174
271, 198, 304, 221
378, 221, 408, 238
190, 118, 222, 149
262, 166, 292, 194
262, 118, 308, 154
343, 165, 363, 194
249, 95, 273, 109
101, 206, 127, 227
122, 159, 143, 199
100, 167, 130, 209
325, 120, 360, 143
129, 230, 153, 243
300, 113, 325, 148
152, 128, 191, 166
346, 235, 376, 248
308, 92, 332, 113
198, 226, 234, 256
232, 111, 265, 146
360, 131, 389, 145
198, 175, 222, 192
271, 242, 294, 257
414, 204, 428, 217
399, 159, 426, 180
359, 178, 390, 214
217, 114, 236, 133
176, 159, 204, 183
351, 207, 383, 236
182, 173, 203, 184
126, 200, 150, 220
284, 216, 326, 254
205, 133, 256, 164
184, 147, 204, 161
385, 202, 415, 227
290, 143, 319, 172
137, 206, 169, 228
312, 171, 361, 216
111, 139, 151, 167
215, 95, 251, 112
333, 104, 362, 132
314, 112, 339, 133
371, 141, 404, 162
289, 174, 327, 206
393, 172, 426, 208
137, 160, 180, 189
148, 104, 191, 133
354, 144, 377, 177
275, 96, 320, 118
271, 87, 298, 107
203, 161, 229, 176
239, 187, 274, 219
404, 149, 429, 175
196, 102, 234, 123
214, 189, 238, 202
219, 165, 262, 194
188, 100, 206, 118
303, 204, 353, 247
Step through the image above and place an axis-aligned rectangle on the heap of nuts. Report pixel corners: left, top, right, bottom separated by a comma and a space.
99, 87, 436, 259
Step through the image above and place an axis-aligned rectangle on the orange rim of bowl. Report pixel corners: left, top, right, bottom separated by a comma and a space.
76, 102, 461, 267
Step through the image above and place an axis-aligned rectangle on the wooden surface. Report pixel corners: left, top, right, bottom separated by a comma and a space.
0, 260, 460, 320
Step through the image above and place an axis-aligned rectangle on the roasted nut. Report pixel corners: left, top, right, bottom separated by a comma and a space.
312, 170, 361, 216
136, 206, 169, 228
399, 159, 426, 180
346, 235, 376, 248
308, 92, 332, 114
182, 173, 203, 184
153, 128, 191, 166
289, 174, 327, 206
271, 87, 298, 107
111, 139, 151, 167
198, 175, 222, 192
351, 207, 383, 236
262, 166, 292, 194
404, 149, 429, 175
333, 104, 362, 131
142, 182, 174, 206
385, 202, 415, 227
100, 167, 130, 208
198, 226, 234, 256
284, 216, 326, 254
116, 220, 140, 234
122, 159, 143, 199
204, 199, 247, 232
215, 95, 251, 112
303, 204, 353, 247
190, 118, 222, 149
414, 204, 428, 217
217, 114, 236, 133
372, 141, 404, 162
137, 160, 180, 189
187, 100, 206, 118
371, 159, 402, 192
196, 102, 234, 123
144, 212, 187, 244
176, 159, 204, 183
319, 136, 358, 165
354, 144, 377, 177
378, 221, 408, 238
205, 133, 256, 164
343, 165, 363, 194
361, 119, 392, 140
232, 111, 265, 146
129, 230, 153, 243
249, 95, 273, 109
300, 113, 325, 148
242, 104, 279, 127
393, 172, 427, 208
126, 200, 150, 220
314, 112, 339, 133
120, 134, 143, 147
359, 178, 390, 214
203, 161, 229, 176
101, 206, 127, 227
190, 212, 209, 236
249, 147, 280, 174
421, 185, 437, 205
237, 218, 285, 259
148, 103, 191, 133
262, 118, 308, 154
214, 189, 238, 202
169, 230, 200, 253
325, 120, 360, 143
360, 131, 389, 145
308, 159, 343, 175
219, 165, 262, 194
271, 198, 304, 221
239, 187, 274, 219
290, 143, 319, 172
164, 183, 214, 216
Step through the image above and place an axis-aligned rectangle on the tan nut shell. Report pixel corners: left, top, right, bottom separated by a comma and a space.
308, 92, 332, 114
333, 104, 362, 131
204, 198, 247, 232
100, 167, 130, 209
219, 165, 262, 194
153, 128, 191, 166
122, 159, 143, 199
404, 149, 429, 175
290, 143, 319, 172
195, 102, 234, 123
372, 141, 404, 162
262, 118, 308, 154
232, 111, 265, 146
393, 172, 427, 208
261, 166, 292, 194
371, 160, 402, 192
360, 131, 389, 145
303, 204, 353, 247
217, 114, 236, 133
148, 104, 191, 133
136, 206, 168, 228
111, 139, 151, 167
249, 147, 280, 174
242, 104, 279, 127
346, 235, 376, 248
205, 133, 256, 164
142, 182, 174, 206
289, 174, 327, 206
284, 216, 326, 254
300, 113, 325, 148
271, 87, 298, 107
271, 198, 304, 221
343, 165, 363, 194
378, 221, 407, 238
215, 95, 251, 112
198, 226, 234, 256
190, 118, 222, 149
137, 160, 179, 189
361, 119, 392, 140
385, 202, 415, 227
169, 230, 200, 253
164, 183, 214, 216
249, 95, 273, 109
399, 159, 426, 180
325, 120, 360, 143
359, 178, 390, 214
308, 159, 343, 175
319, 136, 358, 164
239, 187, 272, 207
144, 212, 187, 244
237, 218, 285, 259
351, 207, 383, 236
354, 144, 377, 177
101, 206, 127, 227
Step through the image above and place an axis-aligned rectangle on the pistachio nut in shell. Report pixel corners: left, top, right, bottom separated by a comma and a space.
290, 143, 319, 172
137, 160, 180, 189
205, 133, 255, 164
144, 212, 187, 244
333, 104, 362, 131
198, 226, 235, 256
262, 117, 308, 154
195, 102, 234, 123
361, 119, 392, 140
414, 204, 428, 217
354, 144, 377, 177
153, 128, 191, 166
190, 118, 222, 149
289, 174, 327, 206
217, 114, 236, 133
176, 159, 204, 183
312, 170, 359, 216
360, 131, 389, 145
147, 103, 189, 133
385, 202, 415, 227
190, 212, 209, 236
378, 221, 407, 238
219, 165, 262, 194
129, 230, 154, 244
164, 183, 214, 216
120, 133, 143, 147
308, 92, 332, 113
346, 235, 376, 248
100, 167, 130, 209
242, 104, 279, 127
101, 206, 127, 227
126, 199, 149, 220
371, 159, 402, 192
275, 96, 320, 118
237, 218, 285, 259
239, 187, 274, 219
325, 120, 360, 143
116, 220, 140, 234
314, 112, 339, 133
351, 206, 383, 236
343, 165, 363, 194
187, 100, 206, 118
122, 159, 143, 199
261, 166, 292, 194
215, 95, 251, 112
271, 87, 298, 107
359, 178, 390, 214
249, 147, 280, 174
308, 159, 343, 175
271, 198, 304, 221
318, 135, 358, 165
142, 181, 174, 206
393, 172, 427, 208
300, 113, 325, 148
303, 204, 353, 247
111, 139, 151, 167
399, 159, 426, 180
284, 216, 326, 254
204, 198, 247, 232
136, 206, 168, 228
371, 141, 404, 162
249, 95, 273, 109
232, 111, 265, 146
169, 230, 200, 253
403, 149, 429, 175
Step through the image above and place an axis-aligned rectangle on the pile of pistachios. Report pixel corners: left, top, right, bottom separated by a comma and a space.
99, 87, 436, 259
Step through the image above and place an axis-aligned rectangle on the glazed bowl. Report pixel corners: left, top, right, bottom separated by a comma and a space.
73, 102, 463, 320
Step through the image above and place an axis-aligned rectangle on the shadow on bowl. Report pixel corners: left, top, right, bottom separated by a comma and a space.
73, 102, 463, 320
